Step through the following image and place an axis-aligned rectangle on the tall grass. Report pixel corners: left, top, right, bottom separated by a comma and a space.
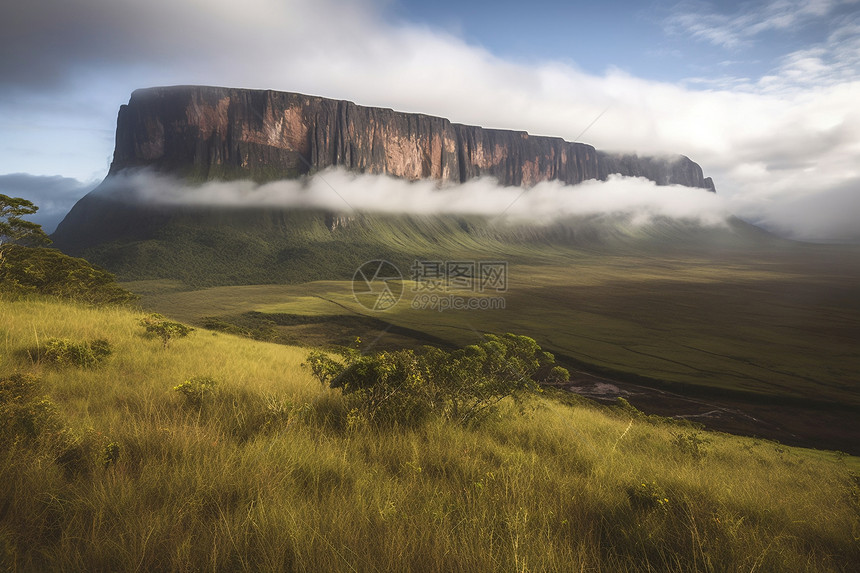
1, 298, 857, 571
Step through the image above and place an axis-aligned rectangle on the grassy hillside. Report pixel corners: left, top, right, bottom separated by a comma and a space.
2, 298, 858, 571
54, 203, 539, 287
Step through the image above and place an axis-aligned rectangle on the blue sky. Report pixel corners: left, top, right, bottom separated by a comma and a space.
0, 0, 858, 239
391, 0, 716, 80
389, 0, 858, 85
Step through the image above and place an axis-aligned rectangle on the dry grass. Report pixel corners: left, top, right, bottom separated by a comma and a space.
1, 298, 858, 571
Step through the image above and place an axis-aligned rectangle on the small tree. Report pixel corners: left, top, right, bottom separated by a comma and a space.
427, 333, 553, 424
1, 245, 138, 303
139, 313, 194, 348
304, 333, 569, 427
0, 194, 51, 260
1, 195, 137, 304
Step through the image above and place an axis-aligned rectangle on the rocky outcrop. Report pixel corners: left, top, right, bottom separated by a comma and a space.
110, 85, 715, 191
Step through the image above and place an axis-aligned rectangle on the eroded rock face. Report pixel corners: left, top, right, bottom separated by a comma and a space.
111, 85, 715, 191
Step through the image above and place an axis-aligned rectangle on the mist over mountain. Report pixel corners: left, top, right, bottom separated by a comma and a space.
50, 85, 745, 286
85, 168, 727, 225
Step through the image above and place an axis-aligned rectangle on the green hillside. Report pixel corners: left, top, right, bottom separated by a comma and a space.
1, 298, 858, 571
52, 190, 782, 288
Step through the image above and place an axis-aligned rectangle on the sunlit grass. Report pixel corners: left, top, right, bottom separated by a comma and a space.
1, 298, 857, 571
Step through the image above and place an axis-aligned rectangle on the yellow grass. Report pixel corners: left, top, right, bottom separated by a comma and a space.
1, 298, 858, 571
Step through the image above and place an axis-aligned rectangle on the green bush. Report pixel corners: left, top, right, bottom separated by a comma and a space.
627, 480, 671, 512
39, 338, 112, 368
139, 313, 194, 348
419, 333, 558, 424
0, 244, 137, 305
0, 192, 134, 305
672, 431, 711, 461
173, 376, 219, 407
101, 441, 121, 469
0, 373, 62, 447
305, 333, 568, 427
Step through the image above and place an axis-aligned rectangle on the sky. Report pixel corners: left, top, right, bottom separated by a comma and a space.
0, 0, 858, 240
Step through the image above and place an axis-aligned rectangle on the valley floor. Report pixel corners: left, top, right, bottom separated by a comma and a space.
128, 239, 860, 454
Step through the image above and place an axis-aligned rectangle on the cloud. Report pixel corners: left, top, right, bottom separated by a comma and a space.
760, 17, 860, 90
99, 168, 730, 228
1, 0, 858, 241
0, 173, 94, 233
734, 180, 860, 242
0, 0, 381, 92
665, 0, 849, 49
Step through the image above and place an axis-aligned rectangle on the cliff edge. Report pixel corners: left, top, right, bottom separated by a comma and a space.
110, 85, 715, 191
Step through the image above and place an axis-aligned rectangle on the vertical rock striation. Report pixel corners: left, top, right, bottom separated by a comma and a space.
110, 85, 715, 191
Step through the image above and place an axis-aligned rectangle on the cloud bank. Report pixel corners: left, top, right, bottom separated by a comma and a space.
100, 168, 730, 228
0, 173, 94, 233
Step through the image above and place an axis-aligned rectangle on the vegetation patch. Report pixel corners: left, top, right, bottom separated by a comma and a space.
672, 430, 711, 461
30, 338, 113, 369
0, 372, 117, 481
305, 333, 569, 427
0, 373, 62, 447
627, 480, 671, 512
200, 314, 283, 342
139, 313, 194, 348
1, 194, 136, 304
0, 245, 139, 304
173, 375, 219, 407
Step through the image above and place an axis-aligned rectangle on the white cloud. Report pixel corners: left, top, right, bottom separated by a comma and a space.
99, 168, 731, 228
762, 17, 860, 90
666, 0, 850, 49
736, 181, 860, 242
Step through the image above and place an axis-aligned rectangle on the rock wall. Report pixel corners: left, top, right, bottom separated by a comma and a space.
111, 85, 715, 191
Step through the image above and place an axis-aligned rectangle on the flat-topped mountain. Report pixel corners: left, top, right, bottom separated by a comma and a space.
51, 85, 728, 286
110, 85, 715, 190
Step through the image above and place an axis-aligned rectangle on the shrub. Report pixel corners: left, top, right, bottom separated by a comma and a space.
139, 313, 194, 348
0, 244, 137, 305
544, 365, 571, 383
101, 441, 121, 469
627, 480, 671, 512
173, 376, 218, 407
304, 333, 567, 427
40, 338, 112, 368
615, 397, 644, 418
672, 431, 711, 461
419, 333, 556, 424
306, 344, 430, 426
0, 374, 62, 447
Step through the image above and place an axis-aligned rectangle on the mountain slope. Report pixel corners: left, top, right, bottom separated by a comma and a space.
53, 187, 777, 288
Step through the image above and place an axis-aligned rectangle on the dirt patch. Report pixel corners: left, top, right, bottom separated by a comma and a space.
555, 370, 859, 455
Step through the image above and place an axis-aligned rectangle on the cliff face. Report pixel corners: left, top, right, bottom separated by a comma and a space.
111, 85, 715, 191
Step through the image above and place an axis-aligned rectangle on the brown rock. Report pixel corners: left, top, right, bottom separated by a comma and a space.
110, 85, 715, 191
